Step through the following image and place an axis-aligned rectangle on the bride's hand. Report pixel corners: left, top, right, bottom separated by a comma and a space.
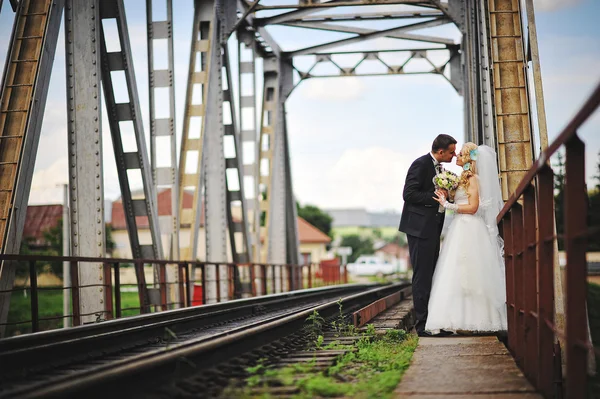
433, 190, 446, 205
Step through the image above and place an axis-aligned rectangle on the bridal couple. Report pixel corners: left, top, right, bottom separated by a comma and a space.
399, 134, 507, 337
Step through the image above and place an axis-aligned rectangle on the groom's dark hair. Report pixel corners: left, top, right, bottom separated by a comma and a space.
432, 134, 457, 152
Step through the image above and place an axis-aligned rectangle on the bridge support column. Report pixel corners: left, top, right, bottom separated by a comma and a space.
65, 0, 107, 323
258, 56, 294, 292
0, 0, 64, 336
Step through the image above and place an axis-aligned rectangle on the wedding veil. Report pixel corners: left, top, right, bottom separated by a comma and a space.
475, 145, 505, 260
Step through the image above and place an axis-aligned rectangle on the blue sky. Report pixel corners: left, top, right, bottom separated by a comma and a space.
0, 0, 598, 212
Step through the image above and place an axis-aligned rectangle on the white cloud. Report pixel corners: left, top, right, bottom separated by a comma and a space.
29, 158, 68, 205
300, 77, 366, 101
293, 147, 411, 212
534, 0, 582, 12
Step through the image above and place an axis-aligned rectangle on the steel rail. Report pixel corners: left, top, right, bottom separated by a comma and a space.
8, 283, 408, 398
0, 284, 367, 367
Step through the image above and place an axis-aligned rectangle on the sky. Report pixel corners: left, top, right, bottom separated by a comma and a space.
0, 0, 598, 214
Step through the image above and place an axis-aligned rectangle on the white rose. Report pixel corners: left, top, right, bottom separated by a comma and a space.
441, 179, 448, 186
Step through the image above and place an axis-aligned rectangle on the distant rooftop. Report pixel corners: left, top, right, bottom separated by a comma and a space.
324, 208, 401, 228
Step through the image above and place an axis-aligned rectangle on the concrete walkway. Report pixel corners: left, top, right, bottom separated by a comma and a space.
395, 335, 543, 398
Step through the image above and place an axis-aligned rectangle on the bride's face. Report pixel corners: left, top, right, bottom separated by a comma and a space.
456, 148, 467, 167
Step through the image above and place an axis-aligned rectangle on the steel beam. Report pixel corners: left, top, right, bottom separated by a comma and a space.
293, 49, 451, 80
255, 10, 445, 25
0, 0, 64, 337
146, 0, 179, 307
283, 20, 454, 46
177, 4, 204, 262
258, 57, 293, 278
201, 0, 229, 301
65, 0, 107, 324
237, 30, 261, 263
98, 0, 163, 311
222, 44, 251, 280
486, 0, 533, 200
288, 18, 451, 57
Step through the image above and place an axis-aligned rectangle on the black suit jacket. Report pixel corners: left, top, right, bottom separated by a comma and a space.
399, 153, 445, 239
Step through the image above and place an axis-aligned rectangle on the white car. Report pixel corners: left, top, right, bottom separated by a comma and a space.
346, 255, 399, 277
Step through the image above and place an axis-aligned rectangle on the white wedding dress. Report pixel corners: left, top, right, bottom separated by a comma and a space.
425, 184, 508, 332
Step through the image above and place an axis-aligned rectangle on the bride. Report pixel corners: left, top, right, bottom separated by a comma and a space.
425, 143, 507, 333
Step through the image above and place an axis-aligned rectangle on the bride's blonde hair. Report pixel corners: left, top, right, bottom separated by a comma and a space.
458, 142, 478, 193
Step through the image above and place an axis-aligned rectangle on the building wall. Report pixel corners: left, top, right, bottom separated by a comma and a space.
299, 242, 330, 265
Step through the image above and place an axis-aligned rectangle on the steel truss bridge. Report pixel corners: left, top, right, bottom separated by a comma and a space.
0, 0, 547, 336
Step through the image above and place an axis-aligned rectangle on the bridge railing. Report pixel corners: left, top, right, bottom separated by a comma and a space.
497, 81, 600, 398
0, 254, 348, 338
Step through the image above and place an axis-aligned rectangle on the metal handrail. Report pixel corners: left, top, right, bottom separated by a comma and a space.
497, 79, 600, 398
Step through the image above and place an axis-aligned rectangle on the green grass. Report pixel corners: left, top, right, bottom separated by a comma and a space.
6, 288, 142, 337
588, 283, 600, 397
226, 328, 418, 399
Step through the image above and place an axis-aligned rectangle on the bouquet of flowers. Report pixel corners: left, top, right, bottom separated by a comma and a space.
433, 169, 459, 192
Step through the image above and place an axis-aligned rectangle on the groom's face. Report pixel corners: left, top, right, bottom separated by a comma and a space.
437, 144, 456, 163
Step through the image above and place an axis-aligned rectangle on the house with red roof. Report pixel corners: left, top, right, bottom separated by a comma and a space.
111, 189, 332, 263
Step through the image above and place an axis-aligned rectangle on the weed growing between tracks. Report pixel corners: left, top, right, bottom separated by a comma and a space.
222, 311, 418, 399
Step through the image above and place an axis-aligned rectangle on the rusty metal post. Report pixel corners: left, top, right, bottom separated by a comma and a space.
523, 184, 538, 383
564, 135, 588, 398
503, 212, 516, 355
200, 263, 206, 305
537, 165, 555, 397
178, 262, 186, 308
29, 261, 38, 333
103, 262, 113, 320
249, 264, 256, 296
70, 260, 80, 326
261, 265, 267, 295
159, 263, 167, 311
512, 204, 525, 367
215, 264, 221, 303
114, 262, 121, 319
134, 261, 148, 314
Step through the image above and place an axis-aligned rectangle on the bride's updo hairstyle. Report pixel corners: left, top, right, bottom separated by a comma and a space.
458, 142, 478, 193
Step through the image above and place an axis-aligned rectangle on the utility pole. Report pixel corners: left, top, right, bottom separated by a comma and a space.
61, 184, 70, 328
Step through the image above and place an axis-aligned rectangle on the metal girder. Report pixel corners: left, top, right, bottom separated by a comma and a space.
65, 0, 107, 324
283, 20, 455, 46
282, 109, 299, 272
257, 1, 440, 13
288, 18, 451, 57
177, 4, 204, 262
258, 0, 367, 25
202, 0, 229, 301
98, 0, 163, 307
177, 0, 227, 302
486, 0, 533, 201
255, 10, 445, 25
147, 0, 179, 307
293, 48, 451, 80
523, 0, 548, 152
237, 0, 282, 57
237, 30, 261, 263
0, 0, 64, 337
222, 44, 251, 266
257, 57, 293, 272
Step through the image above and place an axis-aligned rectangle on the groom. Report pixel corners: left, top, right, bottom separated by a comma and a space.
399, 134, 457, 337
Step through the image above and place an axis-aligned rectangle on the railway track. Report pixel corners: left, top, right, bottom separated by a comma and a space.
0, 282, 408, 398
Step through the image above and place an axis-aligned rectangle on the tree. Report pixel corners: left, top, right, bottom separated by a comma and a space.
588, 151, 600, 251
296, 203, 333, 238
553, 151, 566, 250
340, 234, 374, 263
